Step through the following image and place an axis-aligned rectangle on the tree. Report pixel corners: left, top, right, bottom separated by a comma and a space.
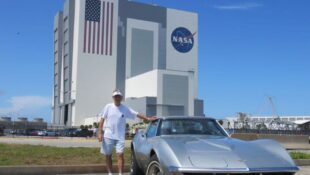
93, 122, 99, 128
237, 112, 250, 129
88, 125, 92, 129
256, 123, 267, 130
80, 125, 85, 129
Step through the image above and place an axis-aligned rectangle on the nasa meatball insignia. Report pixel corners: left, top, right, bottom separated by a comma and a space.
171, 27, 195, 53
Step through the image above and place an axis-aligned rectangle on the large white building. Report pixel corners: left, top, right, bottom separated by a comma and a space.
52, 0, 204, 127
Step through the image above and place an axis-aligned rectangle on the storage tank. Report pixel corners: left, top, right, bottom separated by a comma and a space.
17, 117, 28, 122
0, 117, 11, 122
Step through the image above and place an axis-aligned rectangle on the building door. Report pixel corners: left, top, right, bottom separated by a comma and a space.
64, 105, 69, 126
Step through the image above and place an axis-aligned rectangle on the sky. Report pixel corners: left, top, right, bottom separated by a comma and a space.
0, 0, 309, 122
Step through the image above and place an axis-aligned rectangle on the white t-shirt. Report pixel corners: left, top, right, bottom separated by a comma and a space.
99, 103, 138, 141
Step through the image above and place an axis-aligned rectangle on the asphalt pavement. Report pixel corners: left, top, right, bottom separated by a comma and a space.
60, 166, 310, 175
58, 166, 310, 175
297, 166, 310, 175
0, 136, 131, 148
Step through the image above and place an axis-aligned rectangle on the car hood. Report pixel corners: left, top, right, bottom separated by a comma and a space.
160, 135, 296, 170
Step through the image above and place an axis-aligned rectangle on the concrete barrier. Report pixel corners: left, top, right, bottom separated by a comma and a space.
295, 159, 310, 166
0, 164, 130, 175
231, 133, 258, 141
258, 134, 308, 143
231, 133, 309, 144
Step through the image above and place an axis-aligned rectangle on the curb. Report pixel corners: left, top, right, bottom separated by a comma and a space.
0, 164, 130, 175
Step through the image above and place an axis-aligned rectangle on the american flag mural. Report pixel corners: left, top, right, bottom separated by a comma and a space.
83, 0, 114, 55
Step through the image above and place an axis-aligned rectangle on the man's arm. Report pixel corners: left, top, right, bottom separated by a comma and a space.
97, 118, 104, 142
137, 113, 157, 122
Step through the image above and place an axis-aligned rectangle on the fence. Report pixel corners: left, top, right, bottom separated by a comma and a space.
232, 129, 310, 136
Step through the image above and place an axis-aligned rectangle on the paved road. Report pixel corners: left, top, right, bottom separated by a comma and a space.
297, 166, 310, 175
0, 136, 131, 148
60, 166, 310, 175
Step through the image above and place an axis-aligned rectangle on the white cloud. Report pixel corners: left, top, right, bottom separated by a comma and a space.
214, 2, 262, 10
0, 96, 51, 114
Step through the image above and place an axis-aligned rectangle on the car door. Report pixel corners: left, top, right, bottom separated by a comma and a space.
135, 120, 160, 170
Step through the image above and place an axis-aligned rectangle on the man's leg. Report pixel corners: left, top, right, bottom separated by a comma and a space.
106, 154, 113, 174
100, 138, 114, 174
116, 140, 125, 174
117, 153, 124, 174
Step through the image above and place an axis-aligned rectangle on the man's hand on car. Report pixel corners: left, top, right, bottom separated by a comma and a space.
148, 116, 158, 121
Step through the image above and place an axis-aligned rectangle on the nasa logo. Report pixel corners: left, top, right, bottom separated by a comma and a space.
171, 27, 195, 53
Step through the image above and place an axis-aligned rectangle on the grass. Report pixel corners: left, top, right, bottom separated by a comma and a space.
0, 143, 131, 166
1, 143, 310, 166
290, 152, 310, 160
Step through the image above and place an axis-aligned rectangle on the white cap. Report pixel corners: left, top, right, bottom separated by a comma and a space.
112, 89, 123, 97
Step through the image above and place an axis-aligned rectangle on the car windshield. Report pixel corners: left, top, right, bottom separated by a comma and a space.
159, 118, 227, 136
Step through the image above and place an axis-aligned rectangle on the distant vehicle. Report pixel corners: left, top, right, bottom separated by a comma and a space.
61, 128, 93, 137
12, 130, 27, 135
0, 128, 4, 136
131, 116, 299, 175
37, 130, 59, 136
62, 128, 79, 137
37, 130, 46, 136
45, 130, 59, 136
26, 129, 39, 136
10, 130, 17, 135
76, 129, 93, 137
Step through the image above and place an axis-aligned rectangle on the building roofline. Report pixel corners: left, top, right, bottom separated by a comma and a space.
127, 0, 198, 15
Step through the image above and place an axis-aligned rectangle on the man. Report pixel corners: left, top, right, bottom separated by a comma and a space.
98, 89, 156, 175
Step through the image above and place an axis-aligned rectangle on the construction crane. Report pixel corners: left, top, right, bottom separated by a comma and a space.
255, 96, 296, 130
268, 96, 280, 119
267, 96, 283, 129
268, 96, 296, 130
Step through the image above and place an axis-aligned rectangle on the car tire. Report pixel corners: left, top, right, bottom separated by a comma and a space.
130, 151, 143, 175
146, 155, 163, 175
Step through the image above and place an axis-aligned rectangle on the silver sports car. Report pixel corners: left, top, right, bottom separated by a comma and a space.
131, 116, 299, 175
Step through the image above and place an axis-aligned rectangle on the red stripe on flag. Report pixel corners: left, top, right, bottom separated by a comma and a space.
88, 21, 91, 53
105, 2, 110, 55
83, 21, 87, 53
101, 1, 105, 55
110, 3, 113, 56
97, 21, 100, 54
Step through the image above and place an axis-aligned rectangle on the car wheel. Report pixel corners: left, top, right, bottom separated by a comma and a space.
130, 150, 143, 175
146, 155, 163, 175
